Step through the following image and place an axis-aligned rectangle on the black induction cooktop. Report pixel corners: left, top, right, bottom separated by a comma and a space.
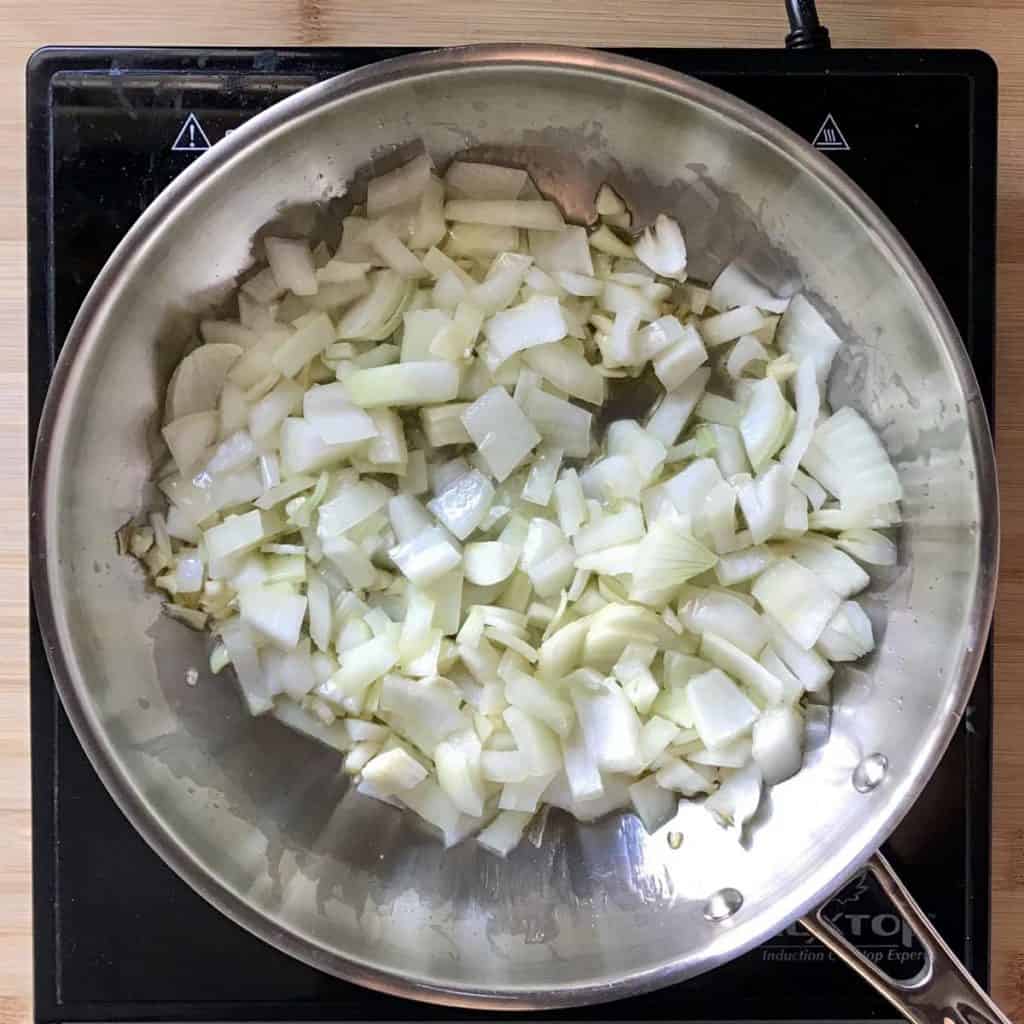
27, 46, 997, 1023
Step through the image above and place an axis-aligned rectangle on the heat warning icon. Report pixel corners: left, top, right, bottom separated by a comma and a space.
171, 112, 212, 153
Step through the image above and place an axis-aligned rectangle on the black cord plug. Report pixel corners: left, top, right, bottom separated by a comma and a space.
785, 0, 832, 50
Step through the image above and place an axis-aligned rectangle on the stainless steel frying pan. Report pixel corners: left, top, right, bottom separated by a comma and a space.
29, 45, 1005, 1022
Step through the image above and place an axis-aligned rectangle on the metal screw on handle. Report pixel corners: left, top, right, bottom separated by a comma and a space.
800, 853, 1013, 1024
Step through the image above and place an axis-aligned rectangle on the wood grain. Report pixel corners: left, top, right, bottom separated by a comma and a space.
2, 0, 1021, 1019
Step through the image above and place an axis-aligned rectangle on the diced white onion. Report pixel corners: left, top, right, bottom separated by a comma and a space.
139, 151, 899, 854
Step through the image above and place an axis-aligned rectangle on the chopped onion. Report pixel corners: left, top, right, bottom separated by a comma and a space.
687, 668, 760, 748
752, 558, 841, 650
520, 386, 592, 459
365, 220, 427, 279
529, 226, 594, 276
740, 377, 792, 471
461, 386, 541, 481
464, 542, 519, 585
389, 527, 462, 587
570, 674, 643, 774
646, 368, 710, 447
264, 237, 317, 296
751, 705, 803, 784
705, 761, 763, 838
656, 757, 715, 796
444, 199, 565, 230
346, 361, 460, 408
484, 294, 568, 365
303, 382, 379, 445
699, 306, 766, 347
367, 153, 433, 215
137, 150, 900, 856
523, 343, 605, 405
272, 312, 335, 378
679, 590, 767, 657
162, 411, 218, 476
361, 747, 429, 794
785, 534, 870, 598
802, 407, 903, 510
699, 631, 783, 706
836, 528, 898, 566
816, 600, 874, 661
634, 215, 687, 280
630, 519, 717, 594
776, 294, 842, 387
445, 161, 528, 200
427, 469, 495, 540
239, 586, 307, 651
476, 810, 534, 856
709, 261, 790, 314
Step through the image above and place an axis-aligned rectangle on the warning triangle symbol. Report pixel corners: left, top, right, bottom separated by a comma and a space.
812, 113, 850, 152
171, 112, 212, 153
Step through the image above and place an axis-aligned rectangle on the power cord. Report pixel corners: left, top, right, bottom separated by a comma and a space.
784, 0, 832, 50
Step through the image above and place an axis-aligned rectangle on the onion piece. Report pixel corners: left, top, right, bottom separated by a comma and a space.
464, 542, 519, 586
303, 382, 379, 445
272, 312, 335, 378
162, 412, 218, 476
484, 294, 568, 365
655, 757, 715, 796
522, 343, 605, 405
444, 199, 565, 230
520, 387, 592, 459
634, 215, 687, 280
679, 590, 767, 657
362, 747, 429, 794
476, 810, 534, 856
365, 220, 427, 279
836, 528, 898, 566
445, 161, 528, 200
709, 262, 790, 314
366, 153, 433, 215
784, 534, 870, 598
751, 705, 803, 784
389, 527, 462, 587
740, 377, 792, 471
165, 344, 242, 422
752, 558, 841, 650
630, 519, 718, 595
779, 357, 820, 475
264, 237, 317, 296
699, 306, 766, 347
802, 407, 903, 510
699, 631, 783, 706
776, 294, 842, 387
238, 586, 307, 651
736, 463, 790, 544
346, 361, 460, 408
336, 270, 413, 341
529, 226, 594, 276
704, 761, 763, 839
569, 674, 644, 774
522, 445, 563, 507
461, 386, 541, 481
428, 470, 496, 540
816, 600, 874, 661
447, 223, 521, 257
686, 668, 760, 748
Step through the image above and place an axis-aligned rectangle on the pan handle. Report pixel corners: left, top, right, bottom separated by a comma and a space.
799, 852, 1012, 1024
